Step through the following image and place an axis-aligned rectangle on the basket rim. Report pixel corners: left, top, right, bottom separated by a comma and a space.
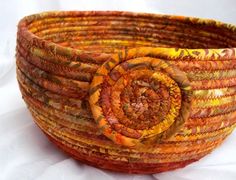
17, 10, 236, 61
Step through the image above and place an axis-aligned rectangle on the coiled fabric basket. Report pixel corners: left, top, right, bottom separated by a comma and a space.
16, 11, 236, 174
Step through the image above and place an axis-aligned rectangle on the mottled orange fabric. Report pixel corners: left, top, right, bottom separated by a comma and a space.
16, 11, 236, 174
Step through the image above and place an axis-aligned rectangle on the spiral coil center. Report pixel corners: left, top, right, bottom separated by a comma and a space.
89, 55, 191, 147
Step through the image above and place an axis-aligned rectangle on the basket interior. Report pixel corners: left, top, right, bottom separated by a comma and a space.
28, 13, 236, 54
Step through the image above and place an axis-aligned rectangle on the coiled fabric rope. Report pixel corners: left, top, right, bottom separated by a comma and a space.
17, 11, 236, 174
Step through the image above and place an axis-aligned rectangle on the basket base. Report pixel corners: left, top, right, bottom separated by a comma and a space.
43, 131, 199, 174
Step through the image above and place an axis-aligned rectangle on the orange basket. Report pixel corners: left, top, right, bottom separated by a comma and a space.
16, 11, 236, 174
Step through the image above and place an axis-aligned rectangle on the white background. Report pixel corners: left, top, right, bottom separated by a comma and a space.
0, 0, 236, 180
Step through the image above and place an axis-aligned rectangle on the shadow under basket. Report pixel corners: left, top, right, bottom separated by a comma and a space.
16, 11, 236, 174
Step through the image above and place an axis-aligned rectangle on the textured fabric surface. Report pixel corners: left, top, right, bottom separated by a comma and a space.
1, 0, 236, 179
